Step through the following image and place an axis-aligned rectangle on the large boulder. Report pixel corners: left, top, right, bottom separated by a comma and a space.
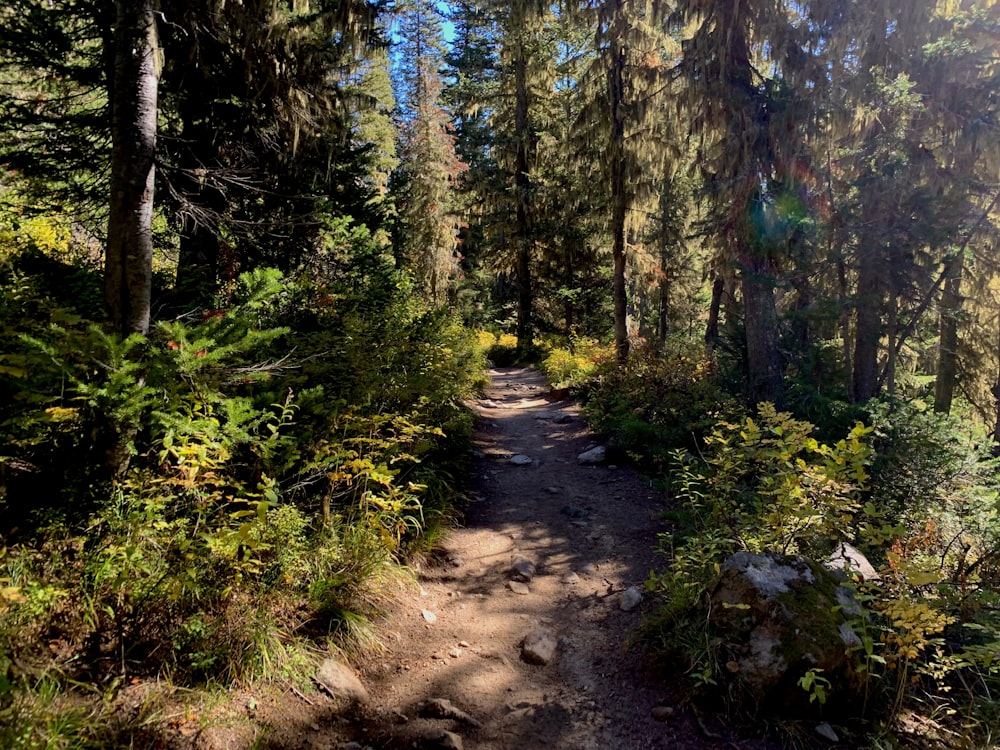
708, 552, 865, 715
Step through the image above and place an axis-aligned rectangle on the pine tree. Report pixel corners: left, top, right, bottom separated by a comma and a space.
392, 0, 466, 304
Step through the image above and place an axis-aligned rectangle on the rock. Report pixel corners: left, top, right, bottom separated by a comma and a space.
561, 572, 581, 585
825, 542, 880, 581
544, 486, 560, 494
314, 659, 369, 703
552, 413, 573, 424
422, 609, 438, 624
420, 729, 464, 750
509, 454, 533, 466
560, 505, 587, 519
507, 580, 530, 595
581, 563, 599, 576
577, 446, 607, 465
709, 552, 865, 714
521, 628, 559, 665
511, 557, 537, 581
420, 698, 483, 728
620, 587, 643, 611
447, 555, 466, 568
815, 723, 840, 742
650, 705, 674, 722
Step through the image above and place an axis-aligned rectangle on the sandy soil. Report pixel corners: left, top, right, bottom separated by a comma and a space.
205, 367, 781, 750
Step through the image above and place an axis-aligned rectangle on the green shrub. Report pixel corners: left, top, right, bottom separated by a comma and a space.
583, 337, 736, 467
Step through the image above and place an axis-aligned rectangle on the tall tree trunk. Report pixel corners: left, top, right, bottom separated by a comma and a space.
934, 251, 965, 413
609, 45, 629, 362
853, 245, 882, 403
705, 275, 725, 347
105, 0, 157, 336
657, 247, 669, 348
885, 290, 898, 397
740, 246, 783, 406
513, 44, 533, 355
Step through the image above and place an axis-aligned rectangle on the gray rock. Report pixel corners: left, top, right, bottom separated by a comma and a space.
560, 505, 587, 519
422, 609, 438, 624
420, 698, 482, 728
577, 446, 607, 465
509, 454, 533, 466
314, 659, 369, 703
651, 705, 674, 722
507, 580, 530, 595
709, 552, 865, 713
581, 563, 599, 576
562, 572, 581, 585
825, 542, 880, 581
511, 557, 537, 581
521, 628, 559, 665
815, 723, 840, 742
620, 587, 643, 611
420, 729, 464, 750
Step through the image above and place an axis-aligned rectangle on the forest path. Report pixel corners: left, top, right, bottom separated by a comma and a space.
260, 367, 775, 750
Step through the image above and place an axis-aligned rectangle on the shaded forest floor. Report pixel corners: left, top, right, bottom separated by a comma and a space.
138, 367, 783, 749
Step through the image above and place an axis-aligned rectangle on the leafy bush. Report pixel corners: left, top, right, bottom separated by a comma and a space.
539, 337, 611, 392
644, 401, 1000, 740
583, 337, 736, 468
0, 218, 487, 742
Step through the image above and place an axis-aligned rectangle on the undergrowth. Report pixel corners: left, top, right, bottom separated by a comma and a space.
0, 219, 485, 746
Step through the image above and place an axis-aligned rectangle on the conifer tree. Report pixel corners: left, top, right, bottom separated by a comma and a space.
392, 0, 466, 304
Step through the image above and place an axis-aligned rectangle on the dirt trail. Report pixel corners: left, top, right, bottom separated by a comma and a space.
258, 367, 775, 750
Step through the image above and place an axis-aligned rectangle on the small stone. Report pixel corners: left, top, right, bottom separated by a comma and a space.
561, 572, 581, 585
511, 557, 537, 581
552, 413, 573, 424
521, 628, 559, 665
581, 563, 599, 576
448, 555, 466, 568
315, 659, 369, 703
507, 581, 530, 595
544, 486, 560, 494
815, 723, 839, 742
509, 454, 533, 466
429, 732, 464, 750
458, 640, 470, 648
422, 609, 438, 624
449, 648, 462, 658
420, 698, 482, 728
651, 705, 674, 722
620, 587, 643, 611
577, 446, 607, 465
560, 505, 586, 519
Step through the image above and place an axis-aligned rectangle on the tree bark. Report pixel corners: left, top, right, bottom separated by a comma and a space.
934, 250, 965, 413
705, 275, 725, 347
852, 245, 882, 403
740, 247, 783, 406
513, 38, 533, 355
105, 0, 157, 337
609, 44, 629, 362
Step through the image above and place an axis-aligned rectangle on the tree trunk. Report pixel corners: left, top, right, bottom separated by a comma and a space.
852, 246, 881, 403
706, 275, 724, 347
934, 251, 965, 413
741, 247, 783, 406
513, 41, 533, 355
657, 247, 669, 348
105, 0, 157, 337
609, 45, 629, 363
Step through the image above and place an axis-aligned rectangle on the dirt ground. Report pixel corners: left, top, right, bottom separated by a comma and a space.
175, 367, 782, 750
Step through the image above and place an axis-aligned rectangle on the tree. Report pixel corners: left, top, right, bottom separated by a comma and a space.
574, 0, 675, 360
392, 0, 466, 304
104, 0, 157, 336
672, 0, 817, 404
